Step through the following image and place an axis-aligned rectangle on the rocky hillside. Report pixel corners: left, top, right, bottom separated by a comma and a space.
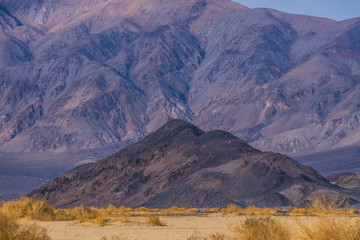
29, 120, 358, 208
335, 173, 360, 189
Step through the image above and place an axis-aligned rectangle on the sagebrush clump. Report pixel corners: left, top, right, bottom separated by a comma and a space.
297, 215, 360, 240
146, 215, 166, 226
1, 197, 55, 220
232, 217, 291, 240
0, 212, 50, 240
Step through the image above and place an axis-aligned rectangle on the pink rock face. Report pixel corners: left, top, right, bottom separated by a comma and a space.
0, 0, 360, 195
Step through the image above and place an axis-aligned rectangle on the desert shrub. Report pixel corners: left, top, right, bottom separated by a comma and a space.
118, 206, 132, 214
100, 236, 125, 240
0, 197, 55, 220
289, 208, 310, 215
187, 231, 202, 240
188, 208, 200, 214
53, 209, 73, 221
93, 215, 108, 226
203, 233, 227, 240
232, 217, 291, 240
0, 212, 50, 240
222, 204, 242, 214
70, 206, 99, 222
187, 232, 227, 240
297, 215, 360, 240
146, 215, 166, 226
65, 206, 112, 225
136, 206, 150, 212
0, 212, 18, 239
307, 196, 347, 215
348, 209, 359, 215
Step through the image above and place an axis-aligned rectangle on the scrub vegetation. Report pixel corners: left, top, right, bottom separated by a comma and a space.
1, 197, 360, 240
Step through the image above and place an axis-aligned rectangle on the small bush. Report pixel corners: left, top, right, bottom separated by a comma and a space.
224, 204, 242, 214
289, 208, 310, 215
232, 217, 291, 240
297, 215, 360, 240
348, 209, 359, 215
0, 212, 50, 240
100, 236, 125, 240
137, 206, 150, 212
0, 212, 18, 239
118, 206, 132, 214
307, 196, 347, 215
93, 215, 108, 226
0, 197, 56, 220
53, 209, 73, 221
187, 232, 227, 240
71, 206, 99, 222
146, 215, 166, 226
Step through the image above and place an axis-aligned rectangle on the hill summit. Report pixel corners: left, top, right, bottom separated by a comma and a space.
29, 120, 357, 208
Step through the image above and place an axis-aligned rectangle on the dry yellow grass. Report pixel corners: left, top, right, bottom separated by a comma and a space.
231, 217, 291, 240
187, 231, 227, 240
2, 197, 360, 240
100, 236, 125, 240
296, 215, 360, 240
146, 215, 166, 226
0, 212, 50, 240
0, 197, 56, 220
70, 206, 99, 222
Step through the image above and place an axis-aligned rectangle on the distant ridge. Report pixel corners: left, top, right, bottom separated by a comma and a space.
326, 172, 355, 183
29, 120, 358, 208
335, 173, 360, 189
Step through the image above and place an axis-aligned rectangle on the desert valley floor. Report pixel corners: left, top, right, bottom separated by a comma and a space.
28, 215, 329, 240
36, 215, 239, 240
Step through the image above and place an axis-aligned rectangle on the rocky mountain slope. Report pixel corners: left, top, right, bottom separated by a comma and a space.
1, 0, 360, 198
0, 0, 360, 156
335, 173, 360, 189
29, 120, 358, 208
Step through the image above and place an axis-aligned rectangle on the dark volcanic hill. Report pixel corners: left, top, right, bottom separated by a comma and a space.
1, 0, 360, 199
29, 120, 358, 208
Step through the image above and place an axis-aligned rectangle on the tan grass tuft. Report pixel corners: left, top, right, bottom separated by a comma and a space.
0, 212, 50, 240
146, 215, 166, 226
70, 206, 99, 222
0, 197, 55, 220
297, 215, 360, 240
232, 217, 291, 240
187, 231, 228, 240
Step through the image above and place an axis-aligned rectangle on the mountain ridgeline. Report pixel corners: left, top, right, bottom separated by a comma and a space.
29, 120, 359, 208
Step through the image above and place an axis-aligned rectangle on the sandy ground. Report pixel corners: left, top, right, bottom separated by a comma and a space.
35, 215, 307, 240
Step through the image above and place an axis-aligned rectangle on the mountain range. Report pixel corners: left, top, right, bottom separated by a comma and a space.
1, 0, 360, 199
